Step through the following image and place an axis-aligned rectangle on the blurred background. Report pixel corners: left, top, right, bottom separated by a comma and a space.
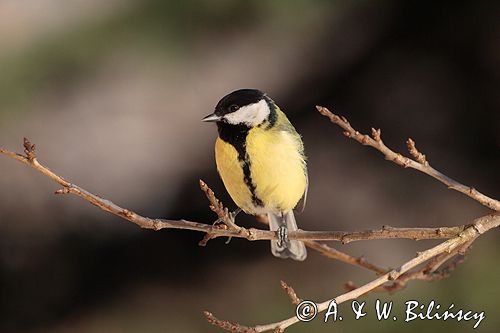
0, 1, 499, 332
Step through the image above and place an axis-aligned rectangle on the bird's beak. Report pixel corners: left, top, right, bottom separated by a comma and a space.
202, 113, 221, 122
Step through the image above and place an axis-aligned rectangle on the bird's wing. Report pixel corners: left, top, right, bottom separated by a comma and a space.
296, 170, 308, 214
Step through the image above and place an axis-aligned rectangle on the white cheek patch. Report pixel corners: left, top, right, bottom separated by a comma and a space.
224, 99, 270, 126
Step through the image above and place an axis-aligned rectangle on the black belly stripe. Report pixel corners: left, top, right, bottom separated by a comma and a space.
239, 152, 264, 207
217, 123, 264, 207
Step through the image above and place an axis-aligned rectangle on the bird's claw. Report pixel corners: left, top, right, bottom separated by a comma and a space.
211, 208, 241, 227
225, 208, 242, 230
277, 225, 289, 249
211, 208, 242, 245
228, 208, 242, 222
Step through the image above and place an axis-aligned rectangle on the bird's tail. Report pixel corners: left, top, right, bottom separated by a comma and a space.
268, 211, 307, 261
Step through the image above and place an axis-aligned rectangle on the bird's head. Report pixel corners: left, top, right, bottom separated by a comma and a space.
202, 89, 275, 128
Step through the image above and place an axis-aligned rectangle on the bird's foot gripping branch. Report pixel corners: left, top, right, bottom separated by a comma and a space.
1, 107, 499, 332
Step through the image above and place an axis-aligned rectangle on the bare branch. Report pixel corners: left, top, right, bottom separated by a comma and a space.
203, 102, 500, 332
344, 238, 472, 293
2, 117, 499, 333
255, 214, 388, 274
0, 140, 472, 244
303, 240, 387, 275
199, 179, 240, 230
221, 214, 499, 332
316, 106, 500, 211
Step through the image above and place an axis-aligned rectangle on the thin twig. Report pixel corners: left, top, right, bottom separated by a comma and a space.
198, 179, 241, 246
344, 238, 473, 293
304, 240, 387, 274
316, 106, 500, 211
255, 215, 388, 274
204, 311, 257, 333
208, 214, 499, 332
280, 281, 302, 305
0, 140, 472, 244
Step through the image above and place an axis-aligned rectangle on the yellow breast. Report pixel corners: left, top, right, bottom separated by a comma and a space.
215, 118, 307, 214
246, 126, 307, 212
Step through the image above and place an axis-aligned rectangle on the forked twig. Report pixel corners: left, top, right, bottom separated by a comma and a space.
316, 106, 500, 211
1, 106, 499, 333
207, 215, 498, 332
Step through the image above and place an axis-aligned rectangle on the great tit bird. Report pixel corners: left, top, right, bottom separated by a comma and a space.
202, 89, 308, 261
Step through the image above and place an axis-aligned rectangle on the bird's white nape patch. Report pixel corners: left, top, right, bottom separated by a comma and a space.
224, 99, 270, 126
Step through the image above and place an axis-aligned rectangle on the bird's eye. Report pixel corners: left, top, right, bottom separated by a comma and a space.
229, 104, 239, 112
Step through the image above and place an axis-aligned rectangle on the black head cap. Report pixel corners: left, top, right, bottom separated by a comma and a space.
214, 89, 265, 117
